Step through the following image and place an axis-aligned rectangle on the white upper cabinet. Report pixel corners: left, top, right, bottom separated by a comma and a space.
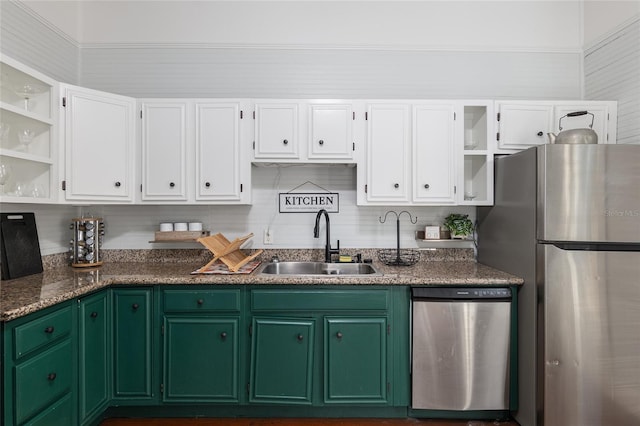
253, 101, 299, 160
308, 103, 354, 160
495, 102, 554, 150
412, 104, 456, 204
252, 100, 357, 163
460, 102, 494, 206
140, 101, 188, 201
495, 101, 617, 152
362, 103, 411, 204
0, 56, 57, 203
61, 84, 136, 202
196, 101, 249, 203
138, 99, 250, 204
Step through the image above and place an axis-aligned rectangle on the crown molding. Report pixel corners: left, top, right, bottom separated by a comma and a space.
78, 41, 582, 55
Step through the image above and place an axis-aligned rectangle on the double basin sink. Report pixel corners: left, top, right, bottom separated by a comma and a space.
257, 261, 381, 277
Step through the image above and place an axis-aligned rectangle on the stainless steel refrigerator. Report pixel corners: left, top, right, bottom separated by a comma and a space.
477, 144, 640, 426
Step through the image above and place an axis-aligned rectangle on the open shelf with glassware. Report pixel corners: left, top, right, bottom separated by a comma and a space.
0, 56, 57, 203
459, 102, 493, 205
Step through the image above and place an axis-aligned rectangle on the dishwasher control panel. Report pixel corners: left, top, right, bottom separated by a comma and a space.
412, 287, 511, 300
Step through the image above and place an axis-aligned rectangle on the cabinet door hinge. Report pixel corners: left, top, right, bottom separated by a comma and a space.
61, 180, 66, 191
249, 324, 252, 336
252, 141, 255, 150
253, 111, 256, 119
240, 110, 243, 119
161, 324, 164, 335
454, 112, 456, 120
140, 184, 143, 193
387, 324, 391, 335
607, 113, 610, 120
387, 382, 391, 393
240, 183, 243, 192
352, 142, 355, 151
364, 184, 368, 194
160, 383, 164, 394
246, 382, 250, 395
454, 185, 457, 194
140, 110, 143, 119
365, 111, 368, 120
352, 111, 355, 120
496, 132, 500, 141
497, 112, 501, 121
62, 97, 66, 107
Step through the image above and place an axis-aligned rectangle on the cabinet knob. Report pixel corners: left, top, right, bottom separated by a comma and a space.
47, 373, 57, 381
132, 303, 139, 310
205, 182, 211, 188
220, 331, 227, 340
44, 326, 55, 334
90, 311, 98, 318
115, 181, 121, 187
318, 140, 324, 145
537, 131, 544, 137
297, 334, 304, 341
424, 184, 430, 189
197, 299, 204, 305
283, 139, 288, 145
336, 331, 343, 339
394, 183, 399, 189
169, 182, 175, 188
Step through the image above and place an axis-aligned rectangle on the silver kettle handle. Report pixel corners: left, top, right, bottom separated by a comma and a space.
558, 111, 594, 130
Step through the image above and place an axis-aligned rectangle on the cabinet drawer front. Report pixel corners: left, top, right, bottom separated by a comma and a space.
251, 290, 389, 312
23, 393, 73, 426
15, 339, 73, 425
14, 305, 72, 359
163, 289, 241, 312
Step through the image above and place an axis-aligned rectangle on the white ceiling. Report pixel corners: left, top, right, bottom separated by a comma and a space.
18, 1, 640, 49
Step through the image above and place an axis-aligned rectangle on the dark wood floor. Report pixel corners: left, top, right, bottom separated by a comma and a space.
101, 418, 519, 425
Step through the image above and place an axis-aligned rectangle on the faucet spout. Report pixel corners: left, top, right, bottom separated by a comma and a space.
314, 209, 340, 263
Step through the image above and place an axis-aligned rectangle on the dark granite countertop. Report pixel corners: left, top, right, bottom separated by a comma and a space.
1, 249, 522, 322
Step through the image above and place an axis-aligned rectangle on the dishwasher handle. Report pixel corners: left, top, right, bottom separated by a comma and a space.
412, 287, 511, 300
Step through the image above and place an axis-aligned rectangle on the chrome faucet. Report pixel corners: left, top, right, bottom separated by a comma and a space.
313, 209, 340, 263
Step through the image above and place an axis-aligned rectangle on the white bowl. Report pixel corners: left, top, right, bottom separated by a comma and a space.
159, 223, 173, 232
174, 222, 188, 231
188, 222, 203, 231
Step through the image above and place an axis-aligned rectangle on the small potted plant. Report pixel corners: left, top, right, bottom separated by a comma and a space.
443, 214, 474, 239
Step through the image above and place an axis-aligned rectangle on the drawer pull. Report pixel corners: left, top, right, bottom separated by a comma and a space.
47, 373, 57, 381
394, 183, 399, 189
197, 299, 204, 305
297, 334, 304, 342
132, 303, 139, 310
90, 312, 98, 318
336, 331, 343, 340
283, 139, 288, 145
44, 326, 54, 334
537, 131, 544, 137
220, 331, 227, 340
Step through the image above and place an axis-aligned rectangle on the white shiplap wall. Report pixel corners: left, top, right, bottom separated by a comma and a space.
0, 1, 79, 83
585, 17, 640, 145
88, 165, 474, 250
79, 47, 582, 100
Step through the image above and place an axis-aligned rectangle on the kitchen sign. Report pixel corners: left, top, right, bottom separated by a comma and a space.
279, 192, 339, 213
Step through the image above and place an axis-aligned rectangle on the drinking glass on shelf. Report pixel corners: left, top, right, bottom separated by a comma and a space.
31, 183, 45, 198
18, 129, 35, 152
0, 163, 11, 195
13, 82, 46, 111
13, 181, 25, 197
0, 122, 10, 143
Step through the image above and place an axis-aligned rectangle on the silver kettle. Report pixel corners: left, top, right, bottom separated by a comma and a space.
547, 111, 598, 144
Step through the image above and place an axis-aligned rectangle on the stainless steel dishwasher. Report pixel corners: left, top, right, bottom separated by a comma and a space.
411, 287, 512, 411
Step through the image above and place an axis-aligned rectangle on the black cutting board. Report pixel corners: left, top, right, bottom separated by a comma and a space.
1, 213, 44, 280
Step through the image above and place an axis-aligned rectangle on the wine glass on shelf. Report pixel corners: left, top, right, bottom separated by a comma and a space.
18, 128, 35, 152
0, 163, 12, 195
12, 82, 46, 111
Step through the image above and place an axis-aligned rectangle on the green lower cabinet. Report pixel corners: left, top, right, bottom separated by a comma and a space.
78, 291, 111, 424
250, 317, 315, 404
163, 316, 239, 402
112, 289, 154, 401
23, 393, 73, 426
324, 317, 388, 404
